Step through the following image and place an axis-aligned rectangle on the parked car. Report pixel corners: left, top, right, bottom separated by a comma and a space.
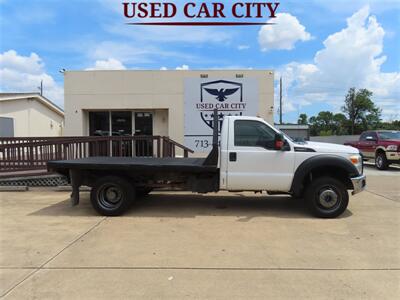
344, 130, 400, 170
48, 110, 366, 218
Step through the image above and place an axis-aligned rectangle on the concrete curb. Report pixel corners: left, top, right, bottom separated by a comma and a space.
0, 186, 29, 192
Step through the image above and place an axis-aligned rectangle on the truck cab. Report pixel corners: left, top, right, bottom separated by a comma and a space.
219, 116, 296, 192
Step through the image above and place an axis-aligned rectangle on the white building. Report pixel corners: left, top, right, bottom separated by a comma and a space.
64, 70, 274, 152
0, 93, 64, 137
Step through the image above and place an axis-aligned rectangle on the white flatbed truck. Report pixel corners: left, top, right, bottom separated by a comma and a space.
48, 110, 366, 218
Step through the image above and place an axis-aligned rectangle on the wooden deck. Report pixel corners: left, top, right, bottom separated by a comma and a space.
0, 136, 193, 178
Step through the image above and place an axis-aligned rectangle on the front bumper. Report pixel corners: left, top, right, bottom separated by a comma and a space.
351, 174, 366, 195
386, 151, 400, 162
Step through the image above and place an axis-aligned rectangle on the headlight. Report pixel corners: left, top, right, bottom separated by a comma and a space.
386, 145, 398, 151
349, 155, 361, 164
349, 154, 363, 174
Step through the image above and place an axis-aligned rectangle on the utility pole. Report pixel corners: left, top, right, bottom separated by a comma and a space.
279, 76, 282, 124
38, 80, 43, 96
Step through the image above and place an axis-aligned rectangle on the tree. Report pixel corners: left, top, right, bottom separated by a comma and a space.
332, 113, 348, 135
363, 106, 381, 131
297, 113, 308, 125
317, 111, 334, 129
308, 111, 335, 136
309, 116, 318, 136
308, 111, 350, 136
342, 88, 381, 134
379, 120, 400, 130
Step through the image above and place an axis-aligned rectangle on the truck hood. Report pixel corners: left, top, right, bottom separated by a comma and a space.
303, 141, 359, 154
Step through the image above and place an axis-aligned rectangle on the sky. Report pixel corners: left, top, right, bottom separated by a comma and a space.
0, 0, 399, 123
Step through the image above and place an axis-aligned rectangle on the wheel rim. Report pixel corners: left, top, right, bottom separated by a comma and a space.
376, 156, 383, 168
97, 183, 124, 210
317, 186, 340, 211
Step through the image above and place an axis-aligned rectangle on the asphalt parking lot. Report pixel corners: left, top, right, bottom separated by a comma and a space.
0, 164, 399, 299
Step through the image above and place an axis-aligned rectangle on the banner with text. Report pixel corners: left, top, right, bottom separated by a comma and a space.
184, 78, 259, 152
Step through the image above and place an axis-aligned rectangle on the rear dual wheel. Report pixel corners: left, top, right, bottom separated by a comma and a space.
90, 176, 135, 216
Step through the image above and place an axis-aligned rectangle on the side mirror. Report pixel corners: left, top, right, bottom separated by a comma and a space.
274, 133, 285, 150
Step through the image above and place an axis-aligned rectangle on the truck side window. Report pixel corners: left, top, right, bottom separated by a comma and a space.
362, 132, 377, 141
360, 132, 368, 141
234, 120, 276, 149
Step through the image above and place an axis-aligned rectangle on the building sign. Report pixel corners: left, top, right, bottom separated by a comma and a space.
184, 78, 258, 152
122, 2, 280, 26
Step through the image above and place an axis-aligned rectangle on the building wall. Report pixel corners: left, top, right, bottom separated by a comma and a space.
153, 109, 169, 137
280, 129, 310, 141
310, 135, 360, 145
0, 98, 64, 137
64, 70, 274, 144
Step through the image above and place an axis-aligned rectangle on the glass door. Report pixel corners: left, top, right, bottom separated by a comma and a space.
111, 111, 132, 136
134, 112, 153, 156
111, 111, 132, 156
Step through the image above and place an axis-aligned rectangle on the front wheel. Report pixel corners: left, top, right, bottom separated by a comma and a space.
90, 176, 135, 216
304, 177, 349, 218
375, 152, 389, 170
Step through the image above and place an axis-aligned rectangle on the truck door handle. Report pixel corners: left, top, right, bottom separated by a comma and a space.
229, 152, 237, 162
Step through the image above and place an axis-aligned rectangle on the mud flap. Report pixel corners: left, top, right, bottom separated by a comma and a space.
69, 169, 82, 206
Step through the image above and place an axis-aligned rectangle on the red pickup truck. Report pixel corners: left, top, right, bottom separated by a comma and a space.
344, 130, 400, 170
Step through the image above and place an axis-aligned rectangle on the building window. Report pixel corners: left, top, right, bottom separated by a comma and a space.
89, 111, 134, 136
89, 111, 109, 136
88, 110, 155, 139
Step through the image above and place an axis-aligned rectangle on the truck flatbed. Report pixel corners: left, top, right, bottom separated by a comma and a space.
48, 157, 218, 174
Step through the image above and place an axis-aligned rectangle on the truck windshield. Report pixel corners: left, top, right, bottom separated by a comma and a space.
378, 131, 400, 140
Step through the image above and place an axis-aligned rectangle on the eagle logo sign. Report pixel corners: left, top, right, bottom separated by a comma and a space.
204, 87, 239, 102
200, 80, 243, 131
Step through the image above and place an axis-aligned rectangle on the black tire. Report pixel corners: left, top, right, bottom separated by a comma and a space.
136, 187, 153, 198
304, 177, 349, 218
375, 152, 389, 170
90, 176, 135, 216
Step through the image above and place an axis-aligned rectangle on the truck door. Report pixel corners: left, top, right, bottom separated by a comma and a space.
359, 132, 377, 158
225, 119, 295, 191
